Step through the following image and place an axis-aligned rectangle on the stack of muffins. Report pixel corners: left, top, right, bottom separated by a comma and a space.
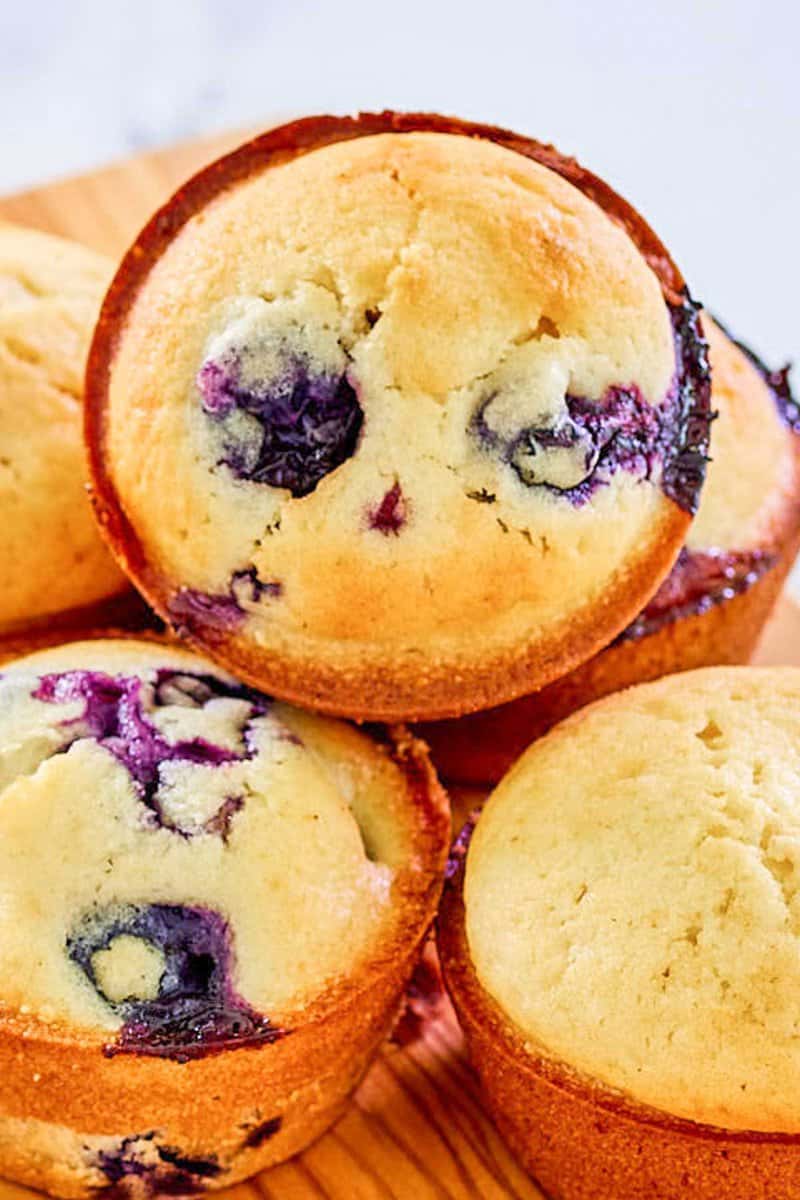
2, 112, 800, 1200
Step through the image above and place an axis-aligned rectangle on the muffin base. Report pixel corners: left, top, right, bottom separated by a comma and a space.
0, 726, 449, 1198
438, 835, 800, 1200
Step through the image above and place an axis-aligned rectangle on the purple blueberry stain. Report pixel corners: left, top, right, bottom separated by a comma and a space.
32, 668, 270, 838
69, 903, 284, 1062
470, 293, 711, 514
166, 588, 245, 636
367, 481, 407, 535
167, 566, 282, 639
618, 547, 777, 642
94, 1133, 221, 1197
197, 341, 363, 498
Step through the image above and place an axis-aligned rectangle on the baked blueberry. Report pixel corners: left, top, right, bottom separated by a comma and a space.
95, 1134, 220, 1197
30, 665, 267, 836
367, 481, 407, 535
196, 319, 363, 498
168, 568, 282, 639
68, 903, 280, 1060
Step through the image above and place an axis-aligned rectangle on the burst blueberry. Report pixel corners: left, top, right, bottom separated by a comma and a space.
470, 294, 711, 513
197, 345, 363, 498
33, 668, 269, 836
68, 903, 284, 1061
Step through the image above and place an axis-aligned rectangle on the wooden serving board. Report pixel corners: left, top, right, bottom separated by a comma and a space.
1, 133, 799, 1200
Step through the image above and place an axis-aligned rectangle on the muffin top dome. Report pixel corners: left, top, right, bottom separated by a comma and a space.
0, 638, 447, 1058
0, 224, 128, 633
88, 113, 711, 719
464, 666, 800, 1132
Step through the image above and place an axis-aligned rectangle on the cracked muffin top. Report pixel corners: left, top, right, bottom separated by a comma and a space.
87, 114, 711, 719
465, 666, 800, 1132
0, 224, 128, 633
0, 638, 446, 1059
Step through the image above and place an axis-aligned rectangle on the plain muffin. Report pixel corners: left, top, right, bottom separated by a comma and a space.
0, 224, 130, 636
85, 112, 711, 721
439, 666, 800, 1199
0, 638, 448, 1197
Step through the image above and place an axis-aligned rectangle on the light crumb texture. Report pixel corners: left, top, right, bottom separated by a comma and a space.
689, 315, 797, 552
0, 639, 415, 1032
466, 666, 800, 1132
0, 224, 128, 629
107, 130, 678, 666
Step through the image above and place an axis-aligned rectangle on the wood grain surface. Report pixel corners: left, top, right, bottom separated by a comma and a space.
0, 131, 798, 1200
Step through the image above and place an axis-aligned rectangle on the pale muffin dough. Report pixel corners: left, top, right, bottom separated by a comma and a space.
466, 666, 800, 1132
0, 224, 127, 630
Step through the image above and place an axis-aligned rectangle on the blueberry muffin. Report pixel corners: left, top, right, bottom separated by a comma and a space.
0, 224, 132, 637
439, 667, 800, 1199
0, 638, 448, 1197
86, 112, 711, 721
422, 315, 800, 782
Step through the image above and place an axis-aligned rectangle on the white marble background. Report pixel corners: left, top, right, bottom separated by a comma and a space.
3, 0, 799, 589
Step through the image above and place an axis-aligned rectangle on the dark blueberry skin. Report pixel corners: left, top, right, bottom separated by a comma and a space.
242, 1115, 283, 1149
96, 1133, 221, 1197
618, 547, 777, 643
474, 384, 662, 505
33, 668, 269, 837
69, 904, 284, 1062
471, 293, 711, 515
168, 567, 282, 639
197, 346, 363, 498
660, 294, 713, 514
367, 481, 407, 535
